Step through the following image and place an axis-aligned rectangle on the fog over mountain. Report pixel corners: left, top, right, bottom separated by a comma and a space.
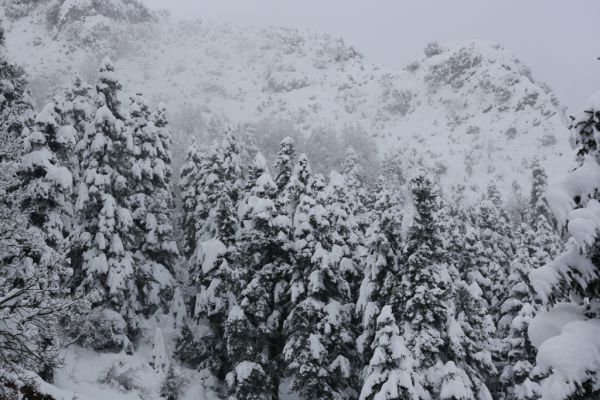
140, 0, 600, 111
1, 2, 599, 400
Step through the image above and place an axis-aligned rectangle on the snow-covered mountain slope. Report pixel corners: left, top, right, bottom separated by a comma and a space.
2, 0, 572, 197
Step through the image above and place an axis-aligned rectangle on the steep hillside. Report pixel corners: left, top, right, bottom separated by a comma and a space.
2, 0, 572, 199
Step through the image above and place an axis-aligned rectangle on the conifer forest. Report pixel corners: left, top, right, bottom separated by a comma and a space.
1, 1, 599, 399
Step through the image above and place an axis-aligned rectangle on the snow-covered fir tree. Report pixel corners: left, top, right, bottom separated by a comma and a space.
473, 186, 514, 315
395, 175, 451, 366
449, 280, 496, 399
0, 36, 69, 386
126, 93, 178, 316
70, 59, 140, 348
356, 176, 403, 366
225, 305, 273, 400
234, 152, 293, 397
190, 133, 243, 244
528, 161, 561, 264
274, 136, 297, 218
528, 91, 600, 400
283, 158, 357, 400
529, 159, 556, 229
320, 170, 362, 297
438, 204, 498, 398
274, 136, 297, 193
342, 146, 369, 233
178, 140, 202, 258
19, 100, 76, 255
0, 33, 32, 164
62, 75, 94, 143
188, 189, 241, 377
359, 305, 422, 400
496, 225, 542, 400
160, 362, 186, 400
392, 175, 486, 399
279, 152, 313, 220
220, 130, 244, 205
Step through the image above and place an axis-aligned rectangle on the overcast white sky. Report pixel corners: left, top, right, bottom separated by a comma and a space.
142, 0, 599, 111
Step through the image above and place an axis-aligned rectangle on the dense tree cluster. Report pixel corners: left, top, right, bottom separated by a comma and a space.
5, 26, 598, 400
174, 132, 564, 399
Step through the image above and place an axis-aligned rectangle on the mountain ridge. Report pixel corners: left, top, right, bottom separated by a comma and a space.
2, 0, 573, 201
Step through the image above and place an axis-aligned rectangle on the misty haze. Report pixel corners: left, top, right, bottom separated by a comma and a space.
0, 1, 599, 400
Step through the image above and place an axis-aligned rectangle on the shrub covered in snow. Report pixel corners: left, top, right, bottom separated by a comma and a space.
67, 308, 133, 353
98, 361, 141, 392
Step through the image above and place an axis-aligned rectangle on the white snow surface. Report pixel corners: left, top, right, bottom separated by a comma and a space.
546, 155, 600, 226
195, 238, 227, 275
536, 320, 600, 400
529, 239, 598, 304
527, 302, 586, 349
35, 341, 218, 400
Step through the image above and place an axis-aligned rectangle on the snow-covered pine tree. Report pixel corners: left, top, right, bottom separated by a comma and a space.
0, 32, 32, 165
529, 159, 556, 229
0, 36, 68, 385
274, 136, 297, 193
225, 305, 272, 400
320, 170, 362, 298
50, 75, 95, 210
70, 59, 139, 348
19, 101, 76, 254
457, 217, 494, 299
342, 146, 369, 232
359, 305, 421, 400
279, 152, 312, 221
356, 176, 403, 367
126, 94, 178, 316
495, 225, 542, 400
234, 152, 292, 397
433, 201, 499, 398
486, 182, 516, 256
220, 130, 244, 205
274, 136, 297, 219
151, 102, 179, 262
449, 280, 497, 400
160, 362, 186, 400
283, 160, 356, 400
189, 190, 240, 378
154, 102, 174, 175
342, 146, 364, 191
236, 122, 259, 167
193, 142, 223, 242
178, 140, 202, 258
392, 175, 481, 398
474, 187, 513, 315
395, 175, 450, 378
528, 91, 600, 400
16, 101, 78, 382
192, 132, 243, 243
62, 75, 94, 139
528, 160, 562, 265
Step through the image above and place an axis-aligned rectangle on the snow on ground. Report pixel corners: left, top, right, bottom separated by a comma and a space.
36, 339, 219, 400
